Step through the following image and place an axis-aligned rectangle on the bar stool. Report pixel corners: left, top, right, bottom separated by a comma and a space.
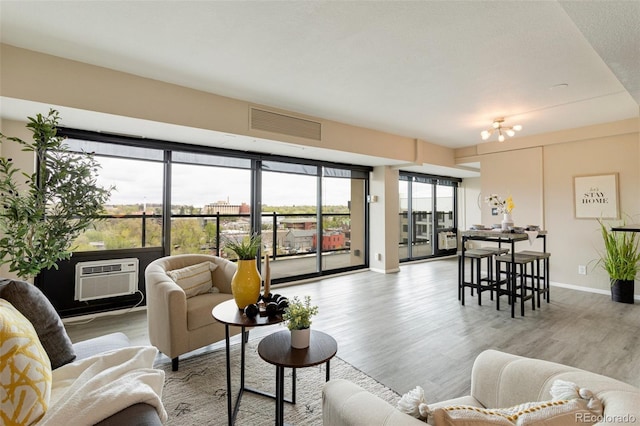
458, 249, 498, 306
517, 250, 550, 307
495, 253, 537, 317
476, 246, 510, 301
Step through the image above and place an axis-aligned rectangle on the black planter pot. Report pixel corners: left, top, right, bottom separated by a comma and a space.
610, 279, 635, 304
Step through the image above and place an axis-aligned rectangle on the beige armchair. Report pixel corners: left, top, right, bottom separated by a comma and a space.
145, 254, 242, 370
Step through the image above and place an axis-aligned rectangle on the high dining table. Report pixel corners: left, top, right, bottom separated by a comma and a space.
460, 229, 547, 318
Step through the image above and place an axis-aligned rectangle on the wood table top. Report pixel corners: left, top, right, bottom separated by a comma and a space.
258, 330, 337, 369
212, 299, 283, 327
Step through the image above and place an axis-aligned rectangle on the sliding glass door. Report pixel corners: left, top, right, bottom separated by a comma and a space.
399, 173, 459, 262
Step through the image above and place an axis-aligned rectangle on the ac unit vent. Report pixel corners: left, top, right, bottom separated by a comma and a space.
250, 108, 322, 141
75, 258, 138, 301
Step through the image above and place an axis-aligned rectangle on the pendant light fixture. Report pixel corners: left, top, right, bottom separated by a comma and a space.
480, 118, 522, 142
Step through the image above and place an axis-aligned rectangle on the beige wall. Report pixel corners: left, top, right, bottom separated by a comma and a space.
369, 166, 400, 273
0, 119, 34, 178
544, 131, 639, 291
458, 177, 481, 245
480, 147, 545, 232
0, 44, 450, 167
464, 119, 640, 295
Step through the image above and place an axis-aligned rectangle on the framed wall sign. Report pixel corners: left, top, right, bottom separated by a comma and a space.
574, 173, 619, 219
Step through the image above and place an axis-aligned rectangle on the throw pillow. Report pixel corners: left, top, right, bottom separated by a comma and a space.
0, 279, 76, 369
166, 261, 219, 298
432, 399, 597, 426
0, 298, 52, 425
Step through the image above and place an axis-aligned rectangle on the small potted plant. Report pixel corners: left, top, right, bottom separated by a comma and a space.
597, 218, 640, 304
283, 295, 318, 348
222, 233, 262, 310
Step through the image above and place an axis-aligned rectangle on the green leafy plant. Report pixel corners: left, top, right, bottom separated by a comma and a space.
282, 295, 318, 330
222, 232, 262, 260
597, 218, 640, 282
0, 109, 113, 279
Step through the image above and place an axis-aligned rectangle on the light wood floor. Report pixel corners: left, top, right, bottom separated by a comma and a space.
65, 257, 640, 402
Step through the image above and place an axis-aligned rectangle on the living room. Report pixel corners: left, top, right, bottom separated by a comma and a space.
1, 1, 639, 425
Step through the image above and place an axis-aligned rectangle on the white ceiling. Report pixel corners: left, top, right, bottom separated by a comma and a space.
1, 1, 639, 178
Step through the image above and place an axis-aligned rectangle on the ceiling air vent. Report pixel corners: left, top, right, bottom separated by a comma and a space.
250, 108, 321, 141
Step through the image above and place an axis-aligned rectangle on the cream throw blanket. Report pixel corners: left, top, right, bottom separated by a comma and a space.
38, 346, 167, 425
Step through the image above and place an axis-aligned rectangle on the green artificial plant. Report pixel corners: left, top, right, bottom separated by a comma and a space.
0, 109, 113, 279
222, 232, 262, 260
597, 218, 640, 282
282, 295, 319, 330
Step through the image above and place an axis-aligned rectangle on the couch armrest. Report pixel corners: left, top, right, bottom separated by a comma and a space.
471, 349, 640, 423
322, 379, 428, 426
145, 267, 189, 358
471, 349, 582, 408
94, 403, 162, 426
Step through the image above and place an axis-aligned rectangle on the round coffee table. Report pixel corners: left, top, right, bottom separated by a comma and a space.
212, 299, 285, 425
258, 330, 337, 426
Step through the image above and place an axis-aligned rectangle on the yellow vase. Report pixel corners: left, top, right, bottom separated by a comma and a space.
231, 259, 261, 310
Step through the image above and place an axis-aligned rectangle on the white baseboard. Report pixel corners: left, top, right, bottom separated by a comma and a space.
370, 267, 401, 274
550, 281, 640, 301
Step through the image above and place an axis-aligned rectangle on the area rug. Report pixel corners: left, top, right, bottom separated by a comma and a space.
158, 339, 400, 425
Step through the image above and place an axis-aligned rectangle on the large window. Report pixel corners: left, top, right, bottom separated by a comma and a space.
68, 141, 164, 251
61, 131, 371, 284
262, 162, 318, 280
322, 170, 367, 271
260, 161, 367, 282
170, 152, 252, 256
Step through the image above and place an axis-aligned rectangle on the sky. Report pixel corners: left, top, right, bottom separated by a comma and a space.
97, 157, 352, 207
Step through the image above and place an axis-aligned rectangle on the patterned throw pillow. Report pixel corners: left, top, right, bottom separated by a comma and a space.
0, 298, 52, 425
432, 398, 597, 425
167, 261, 219, 298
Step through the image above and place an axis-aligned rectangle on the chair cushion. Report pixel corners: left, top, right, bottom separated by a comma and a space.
0, 298, 52, 425
0, 279, 76, 369
166, 261, 219, 298
186, 292, 233, 330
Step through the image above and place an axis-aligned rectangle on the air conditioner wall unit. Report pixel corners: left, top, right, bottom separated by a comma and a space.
75, 258, 139, 301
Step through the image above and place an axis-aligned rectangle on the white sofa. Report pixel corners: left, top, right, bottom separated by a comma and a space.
322, 349, 640, 425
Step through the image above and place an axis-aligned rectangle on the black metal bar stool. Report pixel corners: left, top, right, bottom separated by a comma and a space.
458, 249, 498, 306
495, 253, 537, 317
477, 246, 510, 301
517, 250, 551, 307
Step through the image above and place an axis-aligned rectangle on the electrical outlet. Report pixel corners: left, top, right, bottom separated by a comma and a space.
578, 265, 587, 275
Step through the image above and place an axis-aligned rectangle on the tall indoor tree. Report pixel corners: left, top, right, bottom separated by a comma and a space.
0, 109, 113, 280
